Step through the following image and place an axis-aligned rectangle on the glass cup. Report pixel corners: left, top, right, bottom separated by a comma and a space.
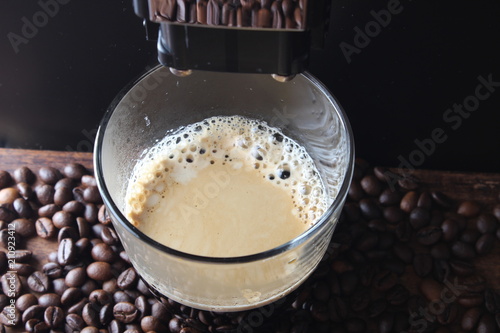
94, 65, 354, 312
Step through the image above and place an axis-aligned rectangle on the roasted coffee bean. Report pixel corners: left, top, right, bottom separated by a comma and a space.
141, 316, 166, 332
54, 186, 72, 206
11, 263, 34, 276
462, 307, 483, 330
0, 171, 12, 189
382, 206, 405, 224
38, 204, 60, 218
16, 293, 38, 311
386, 284, 409, 305
87, 262, 113, 281
62, 287, 83, 306
350, 288, 370, 312
451, 240, 476, 259
0, 192, 20, 214
36, 184, 55, 206
450, 259, 475, 276
437, 302, 459, 325
136, 279, 151, 298
83, 186, 102, 204
101, 227, 119, 245
417, 191, 433, 209
360, 175, 382, 196
62, 200, 85, 215
38, 293, 61, 307
65, 313, 85, 331
420, 278, 443, 301
395, 221, 412, 242
11, 249, 32, 262
432, 259, 450, 282
76, 237, 91, 255
44, 306, 64, 328
359, 198, 381, 219
98, 303, 113, 326
431, 191, 453, 208
68, 298, 88, 315
458, 293, 484, 308
77, 217, 90, 239
109, 319, 124, 333
81, 279, 99, 296
430, 243, 451, 260
52, 278, 69, 296
328, 297, 348, 322
52, 211, 74, 229
461, 228, 481, 244
81, 175, 97, 187
413, 253, 433, 277
416, 226, 442, 245
16, 181, 32, 199
410, 207, 430, 230
65, 267, 87, 288
13, 166, 35, 184
58, 226, 79, 243
42, 262, 63, 279
13, 197, 33, 218
89, 289, 113, 306
54, 177, 74, 190
28, 271, 50, 293
393, 242, 413, 263
9, 218, 35, 237
485, 289, 500, 314
372, 270, 397, 291
476, 214, 498, 234
82, 303, 100, 327
81, 327, 99, 333
91, 243, 116, 263
348, 181, 364, 201
22, 304, 45, 323
458, 200, 481, 217
73, 187, 85, 202
354, 231, 378, 251
84, 203, 99, 224
36, 217, 57, 239
378, 188, 402, 206
113, 302, 138, 323
400, 191, 418, 213
476, 233, 495, 255
0, 204, 16, 223
58, 238, 76, 265
151, 300, 170, 320
38, 167, 62, 185
378, 312, 394, 333
458, 275, 486, 293
0, 305, 20, 326
477, 313, 497, 333
63, 163, 87, 180
117, 268, 138, 290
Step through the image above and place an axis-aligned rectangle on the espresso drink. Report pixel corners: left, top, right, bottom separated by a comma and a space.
125, 116, 328, 257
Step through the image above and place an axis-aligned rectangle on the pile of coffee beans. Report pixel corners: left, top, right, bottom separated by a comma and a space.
154, 0, 306, 29
0, 159, 500, 333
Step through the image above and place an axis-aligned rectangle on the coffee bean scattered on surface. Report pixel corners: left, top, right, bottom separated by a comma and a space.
0, 161, 500, 332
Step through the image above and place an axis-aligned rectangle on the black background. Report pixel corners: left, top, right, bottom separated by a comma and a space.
1, 1, 499, 173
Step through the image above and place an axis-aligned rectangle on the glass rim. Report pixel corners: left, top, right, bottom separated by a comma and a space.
94, 65, 355, 264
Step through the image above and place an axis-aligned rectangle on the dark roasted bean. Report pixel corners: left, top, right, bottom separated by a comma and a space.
10, 262, 34, 276
432, 259, 450, 283
437, 302, 459, 325
10, 217, 35, 237
38, 204, 60, 218
16, 293, 38, 311
451, 241, 476, 259
16, 182, 32, 199
462, 307, 483, 330
52, 278, 69, 296
400, 191, 418, 213
372, 270, 397, 291
54, 186, 72, 206
22, 305, 45, 323
360, 175, 382, 196
36, 184, 55, 205
450, 259, 475, 276
101, 227, 119, 245
44, 306, 64, 328
359, 198, 381, 219
58, 226, 79, 243
65, 313, 85, 331
420, 278, 443, 302
458, 200, 481, 217
458, 293, 484, 308
27, 271, 50, 293
485, 289, 500, 314
84, 186, 102, 204
413, 253, 432, 277
13, 197, 33, 218
39, 167, 62, 185
99, 303, 113, 326
39, 293, 61, 307
52, 211, 74, 229
13, 166, 35, 184
91, 243, 116, 263
416, 226, 442, 245
430, 243, 450, 260
63, 163, 87, 179
89, 289, 113, 306
117, 267, 138, 290
476, 214, 498, 234
141, 316, 166, 332
68, 298, 88, 315
0, 171, 12, 189
87, 262, 113, 281
460, 228, 481, 244
58, 238, 76, 266
62, 200, 85, 215
386, 284, 409, 305
36, 217, 57, 239
82, 175, 97, 187
62, 287, 83, 306
0, 305, 20, 327
431, 191, 453, 208
84, 203, 99, 224
113, 302, 138, 324
409, 207, 430, 230
65, 267, 87, 288
83, 303, 100, 327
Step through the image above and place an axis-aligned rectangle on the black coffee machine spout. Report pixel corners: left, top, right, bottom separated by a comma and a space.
133, 0, 331, 80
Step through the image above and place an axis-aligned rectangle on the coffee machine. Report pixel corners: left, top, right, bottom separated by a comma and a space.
132, 0, 331, 81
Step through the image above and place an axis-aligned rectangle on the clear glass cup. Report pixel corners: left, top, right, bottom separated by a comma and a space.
94, 65, 354, 312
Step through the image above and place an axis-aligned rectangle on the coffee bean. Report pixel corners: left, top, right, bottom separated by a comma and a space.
83, 303, 100, 327
449, 259, 475, 276
117, 268, 138, 290
0, 171, 12, 189
372, 270, 397, 291
400, 191, 418, 213
55, 177, 75, 190
28, 271, 50, 293
81, 327, 100, 333
36, 184, 55, 206
65, 267, 87, 288
461, 228, 481, 244
379, 188, 402, 206
22, 304, 45, 323
485, 289, 500, 314
416, 226, 442, 245
100, 303, 114, 326
348, 181, 364, 201
54, 186, 72, 207
13, 197, 33, 218
378, 312, 394, 333
36, 217, 57, 239
38, 167, 62, 185
476, 233, 495, 255
97, 205, 112, 225
89, 289, 113, 306
459, 275, 486, 293
359, 198, 382, 219
13, 166, 35, 184
81, 279, 99, 296
52, 278, 68, 296
151, 300, 170, 320
10, 263, 34, 276
84, 203, 99, 224
0, 204, 16, 223
430, 243, 450, 260
84, 186, 102, 204
393, 243, 413, 264
360, 175, 382, 196
437, 302, 459, 325
63, 163, 87, 180
38, 204, 60, 218
458, 200, 481, 217
91, 243, 116, 263
16, 293, 38, 311
475, 213, 498, 234
386, 284, 409, 305
65, 313, 85, 331
134, 296, 150, 320
420, 278, 443, 302
16, 182, 33, 199
431, 191, 453, 208
409, 207, 430, 230
61, 287, 83, 306
52, 211, 74, 229
0, 188, 19, 205
76, 217, 90, 239
87, 262, 113, 281
0, 305, 20, 327
113, 302, 138, 323
413, 253, 433, 277
432, 259, 450, 283
44, 306, 64, 328
109, 319, 124, 333
417, 191, 433, 209
354, 232, 378, 251
41, 262, 62, 279
58, 238, 76, 266
58, 226, 79, 243
451, 240, 476, 259
462, 307, 483, 330
141, 316, 166, 332
68, 297, 88, 315
81, 175, 97, 187
9, 218, 35, 238
458, 293, 485, 308
441, 218, 459, 242
395, 221, 412, 242
477, 313, 497, 333
101, 227, 119, 245
39, 293, 61, 307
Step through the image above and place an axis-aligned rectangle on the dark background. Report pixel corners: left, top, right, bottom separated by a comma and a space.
1, 1, 499, 173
